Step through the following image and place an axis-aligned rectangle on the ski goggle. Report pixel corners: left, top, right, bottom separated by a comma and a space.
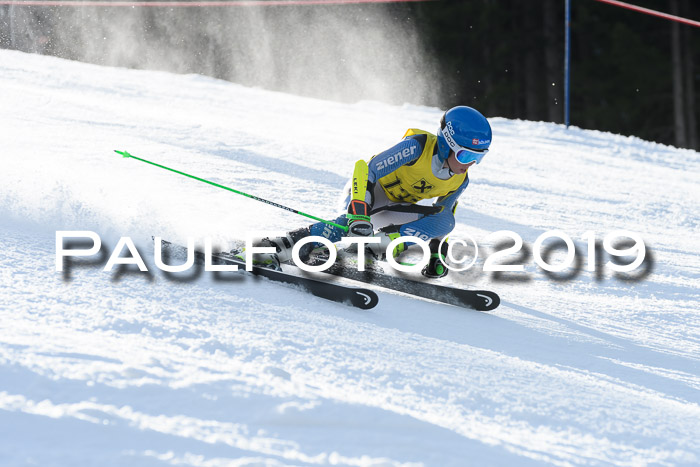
441, 127, 489, 165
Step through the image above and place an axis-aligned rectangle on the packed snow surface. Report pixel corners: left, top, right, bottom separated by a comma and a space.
1, 50, 699, 466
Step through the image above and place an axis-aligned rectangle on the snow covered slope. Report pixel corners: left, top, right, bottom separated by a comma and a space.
1, 49, 699, 466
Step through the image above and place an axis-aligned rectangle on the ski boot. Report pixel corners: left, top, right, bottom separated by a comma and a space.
336, 229, 402, 272
422, 238, 449, 278
234, 227, 312, 269
366, 229, 404, 260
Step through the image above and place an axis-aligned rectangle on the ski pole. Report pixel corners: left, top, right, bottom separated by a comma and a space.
115, 150, 349, 232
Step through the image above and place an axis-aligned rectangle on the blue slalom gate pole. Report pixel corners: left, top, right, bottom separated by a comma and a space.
565, 0, 571, 128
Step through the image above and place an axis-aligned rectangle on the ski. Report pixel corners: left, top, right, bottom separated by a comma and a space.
303, 250, 500, 311
159, 240, 379, 310
158, 239, 497, 311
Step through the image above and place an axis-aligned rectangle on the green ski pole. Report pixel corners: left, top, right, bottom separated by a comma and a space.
115, 150, 349, 232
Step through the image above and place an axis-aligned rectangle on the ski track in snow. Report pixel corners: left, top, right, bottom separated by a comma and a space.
1, 50, 699, 466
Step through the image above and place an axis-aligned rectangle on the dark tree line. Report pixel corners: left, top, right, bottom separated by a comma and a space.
407, 0, 698, 149
1, 0, 697, 149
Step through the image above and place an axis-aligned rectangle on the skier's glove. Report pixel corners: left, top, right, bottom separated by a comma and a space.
422, 238, 449, 279
346, 199, 373, 237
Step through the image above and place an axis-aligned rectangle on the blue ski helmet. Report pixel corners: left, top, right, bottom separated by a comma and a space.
436, 106, 492, 163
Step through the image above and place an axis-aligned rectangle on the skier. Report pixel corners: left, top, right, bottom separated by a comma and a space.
243, 105, 492, 279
